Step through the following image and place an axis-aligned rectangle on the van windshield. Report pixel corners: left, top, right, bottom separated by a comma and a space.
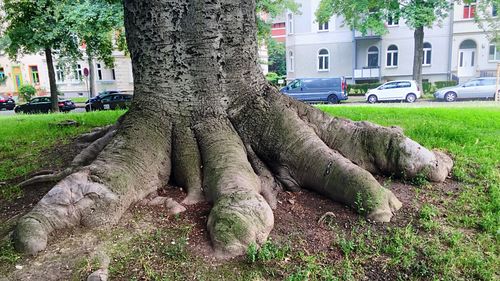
289, 80, 301, 89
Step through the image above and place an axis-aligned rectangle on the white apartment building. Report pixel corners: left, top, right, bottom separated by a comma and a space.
0, 50, 134, 99
286, 0, 499, 84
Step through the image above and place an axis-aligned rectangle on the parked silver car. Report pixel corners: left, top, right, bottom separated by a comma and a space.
434, 77, 498, 102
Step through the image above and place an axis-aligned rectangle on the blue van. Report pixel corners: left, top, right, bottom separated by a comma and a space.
280, 77, 348, 104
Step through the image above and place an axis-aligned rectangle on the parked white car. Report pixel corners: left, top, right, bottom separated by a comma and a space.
365, 80, 421, 103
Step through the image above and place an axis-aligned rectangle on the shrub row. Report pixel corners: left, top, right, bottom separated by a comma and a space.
347, 80, 458, 96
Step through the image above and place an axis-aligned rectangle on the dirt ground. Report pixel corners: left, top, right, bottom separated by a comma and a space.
0, 136, 460, 281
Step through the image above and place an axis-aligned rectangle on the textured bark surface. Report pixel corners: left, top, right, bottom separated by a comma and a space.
13, 0, 453, 258
44, 48, 60, 113
413, 26, 424, 92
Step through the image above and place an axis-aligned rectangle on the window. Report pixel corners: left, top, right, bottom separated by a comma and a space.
111, 68, 116, 80
386, 45, 398, 67
387, 15, 399, 26
318, 22, 329, 31
367, 46, 379, 67
56, 66, 65, 82
463, 1, 476, 19
287, 13, 294, 34
423, 42, 432, 66
397, 81, 411, 88
480, 79, 496, 86
97, 63, 103, 80
289, 79, 301, 89
73, 64, 83, 81
29, 66, 40, 84
0, 67, 5, 84
489, 44, 500, 61
318, 49, 330, 71
289, 51, 294, 72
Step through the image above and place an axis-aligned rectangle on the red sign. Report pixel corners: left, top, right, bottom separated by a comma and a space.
83, 68, 89, 77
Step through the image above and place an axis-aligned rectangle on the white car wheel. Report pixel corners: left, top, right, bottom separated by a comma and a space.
405, 93, 417, 103
367, 95, 378, 104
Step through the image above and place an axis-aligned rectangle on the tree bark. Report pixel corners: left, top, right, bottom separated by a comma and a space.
44, 48, 59, 112
87, 54, 96, 98
413, 26, 424, 92
13, 0, 453, 258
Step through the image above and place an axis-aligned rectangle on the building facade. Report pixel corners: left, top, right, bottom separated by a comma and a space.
286, 0, 499, 84
0, 50, 134, 100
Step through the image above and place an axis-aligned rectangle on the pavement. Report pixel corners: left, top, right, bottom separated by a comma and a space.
1, 98, 499, 116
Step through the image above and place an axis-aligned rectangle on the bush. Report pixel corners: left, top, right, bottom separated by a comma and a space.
434, 80, 457, 89
266, 72, 286, 86
347, 82, 382, 95
18, 85, 36, 102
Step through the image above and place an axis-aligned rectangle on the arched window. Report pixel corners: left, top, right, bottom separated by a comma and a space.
423, 42, 432, 66
386, 45, 398, 67
459, 40, 477, 49
289, 51, 294, 72
367, 46, 379, 67
318, 49, 330, 71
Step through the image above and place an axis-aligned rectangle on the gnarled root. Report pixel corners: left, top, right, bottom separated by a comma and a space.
13, 112, 171, 255
195, 118, 273, 257
292, 98, 453, 182
232, 100, 401, 222
13, 88, 453, 259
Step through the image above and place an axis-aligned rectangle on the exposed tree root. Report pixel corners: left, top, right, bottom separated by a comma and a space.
291, 98, 453, 181
14, 112, 171, 255
17, 126, 118, 189
172, 121, 204, 205
195, 118, 273, 257
13, 90, 454, 258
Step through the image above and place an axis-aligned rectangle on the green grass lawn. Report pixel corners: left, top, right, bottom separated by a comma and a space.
0, 111, 123, 200
0, 106, 499, 280
69, 97, 89, 103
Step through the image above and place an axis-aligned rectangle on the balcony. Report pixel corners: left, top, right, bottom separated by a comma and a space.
354, 67, 380, 79
354, 30, 381, 40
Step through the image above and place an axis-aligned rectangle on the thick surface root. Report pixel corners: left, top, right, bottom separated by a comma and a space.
14, 112, 172, 255
233, 102, 401, 222
292, 98, 453, 182
195, 118, 273, 257
172, 121, 204, 205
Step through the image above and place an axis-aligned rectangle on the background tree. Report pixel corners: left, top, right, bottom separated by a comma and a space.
1, 0, 79, 112
475, 0, 500, 46
14, 0, 452, 258
63, 0, 124, 97
316, 0, 450, 90
267, 38, 286, 76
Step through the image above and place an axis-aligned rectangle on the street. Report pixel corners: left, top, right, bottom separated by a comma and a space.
1, 98, 499, 116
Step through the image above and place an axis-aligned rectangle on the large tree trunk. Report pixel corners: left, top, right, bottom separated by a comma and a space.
13, 0, 453, 258
44, 48, 60, 112
413, 26, 424, 92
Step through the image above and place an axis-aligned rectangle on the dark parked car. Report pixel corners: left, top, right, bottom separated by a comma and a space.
85, 93, 133, 111
86, 90, 121, 104
0, 97, 15, 110
280, 77, 348, 104
14, 97, 76, 114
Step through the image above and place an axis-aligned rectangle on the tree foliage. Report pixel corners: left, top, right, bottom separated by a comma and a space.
316, 0, 449, 36
267, 39, 286, 76
475, 0, 500, 46
0, 0, 78, 60
63, 0, 124, 67
256, 0, 299, 41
